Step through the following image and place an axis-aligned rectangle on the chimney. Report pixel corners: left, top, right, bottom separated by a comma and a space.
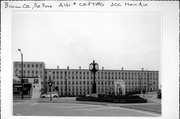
67, 66, 69, 69
121, 67, 124, 70
142, 68, 144, 71
79, 66, 81, 69
102, 67, 104, 70
57, 66, 59, 69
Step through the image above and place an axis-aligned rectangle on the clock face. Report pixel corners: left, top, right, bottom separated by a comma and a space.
95, 64, 99, 70
89, 64, 93, 70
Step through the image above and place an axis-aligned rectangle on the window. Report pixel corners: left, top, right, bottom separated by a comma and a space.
32, 64, 34, 68
34, 79, 38, 84
23, 79, 28, 83
40, 64, 42, 68
14, 63, 18, 67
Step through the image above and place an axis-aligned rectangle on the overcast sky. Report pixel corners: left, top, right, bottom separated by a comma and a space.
13, 11, 161, 70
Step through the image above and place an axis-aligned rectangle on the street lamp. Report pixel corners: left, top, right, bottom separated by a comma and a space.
48, 72, 54, 101
47, 72, 54, 101
89, 60, 99, 94
18, 49, 24, 99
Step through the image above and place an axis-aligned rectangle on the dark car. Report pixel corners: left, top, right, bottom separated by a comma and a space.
157, 89, 161, 99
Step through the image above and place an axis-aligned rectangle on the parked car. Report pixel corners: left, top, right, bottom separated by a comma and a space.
157, 89, 161, 99
41, 92, 59, 98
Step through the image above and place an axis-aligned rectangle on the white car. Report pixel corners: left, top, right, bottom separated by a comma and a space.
41, 92, 59, 98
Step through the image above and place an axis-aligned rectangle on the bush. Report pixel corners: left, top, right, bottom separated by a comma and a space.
76, 95, 147, 103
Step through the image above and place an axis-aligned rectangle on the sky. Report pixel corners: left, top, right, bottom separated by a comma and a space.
13, 11, 161, 70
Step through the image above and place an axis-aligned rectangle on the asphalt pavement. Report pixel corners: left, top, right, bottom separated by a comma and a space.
13, 96, 161, 116
13, 100, 160, 116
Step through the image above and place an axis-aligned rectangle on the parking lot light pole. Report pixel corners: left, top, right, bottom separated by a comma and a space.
48, 79, 53, 101
18, 49, 24, 99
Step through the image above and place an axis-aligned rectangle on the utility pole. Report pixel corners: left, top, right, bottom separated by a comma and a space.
18, 49, 24, 99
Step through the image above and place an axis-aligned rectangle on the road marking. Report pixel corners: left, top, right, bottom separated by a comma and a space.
13, 102, 22, 105
58, 104, 103, 109
115, 106, 160, 116
30, 103, 37, 106
68, 105, 160, 116
72, 107, 110, 111
109, 103, 160, 106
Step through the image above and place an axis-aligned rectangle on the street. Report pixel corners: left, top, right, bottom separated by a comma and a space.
13, 97, 161, 116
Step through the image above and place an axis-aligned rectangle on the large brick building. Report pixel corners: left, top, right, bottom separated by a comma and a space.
13, 61, 159, 96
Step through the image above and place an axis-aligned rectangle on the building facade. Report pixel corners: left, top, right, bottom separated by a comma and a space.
13, 76, 43, 98
45, 68, 159, 96
13, 61, 46, 91
13, 61, 159, 96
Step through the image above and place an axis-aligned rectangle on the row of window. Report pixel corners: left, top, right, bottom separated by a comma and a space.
49, 87, 157, 92
14, 63, 44, 68
47, 80, 157, 86
45, 75, 158, 80
45, 70, 158, 77
16, 70, 43, 74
